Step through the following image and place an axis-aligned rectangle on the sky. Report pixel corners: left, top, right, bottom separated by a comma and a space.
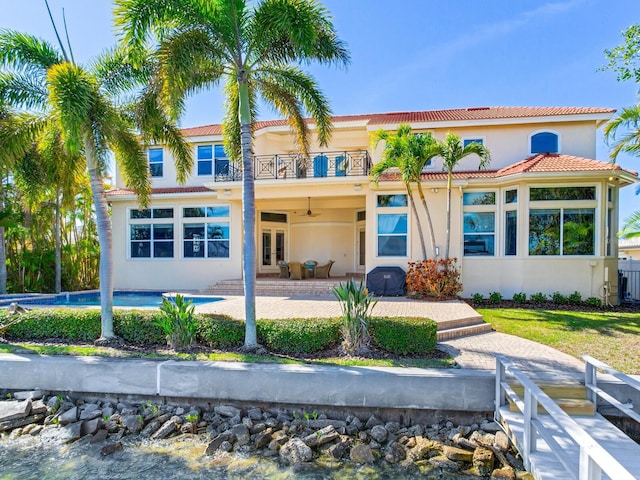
2, 0, 640, 220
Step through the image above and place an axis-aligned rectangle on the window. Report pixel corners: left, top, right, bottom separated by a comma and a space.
148, 148, 163, 177
463, 191, 495, 256
463, 138, 484, 148
197, 145, 228, 177
376, 194, 407, 256
528, 186, 596, 256
504, 189, 518, 256
183, 205, 230, 258
129, 208, 174, 258
531, 132, 558, 154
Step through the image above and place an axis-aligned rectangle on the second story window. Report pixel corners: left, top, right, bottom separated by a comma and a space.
463, 138, 484, 148
148, 148, 163, 177
531, 132, 558, 154
198, 145, 229, 177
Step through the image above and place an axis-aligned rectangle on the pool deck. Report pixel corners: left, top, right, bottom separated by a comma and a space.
196, 294, 585, 378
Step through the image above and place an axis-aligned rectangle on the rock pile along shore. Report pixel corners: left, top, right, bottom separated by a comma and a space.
0, 390, 532, 479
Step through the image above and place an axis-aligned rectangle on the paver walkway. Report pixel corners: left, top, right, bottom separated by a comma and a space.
197, 295, 586, 378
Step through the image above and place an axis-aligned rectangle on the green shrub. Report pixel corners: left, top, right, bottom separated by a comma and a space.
530, 292, 547, 304
196, 315, 244, 348
257, 318, 340, 354
114, 310, 165, 344
3, 308, 101, 341
471, 293, 484, 304
551, 291, 567, 304
585, 297, 602, 308
156, 294, 197, 349
369, 317, 437, 355
512, 292, 526, 303
333, 280, 377, 354
489, 292, 503, 304
567, 291, 582, 305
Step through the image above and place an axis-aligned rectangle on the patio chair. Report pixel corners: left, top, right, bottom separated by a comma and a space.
279, 262, 289, 279
288, 262, 305, 280
314, 260, 334, 279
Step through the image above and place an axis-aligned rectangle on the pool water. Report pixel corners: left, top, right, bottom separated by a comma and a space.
17, 292, 222, 308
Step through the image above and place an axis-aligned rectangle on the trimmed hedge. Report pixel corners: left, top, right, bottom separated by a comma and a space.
1, 309, 439, 356
369, 317, 437, 355
257, 318, 340, 354
197, 315, 245, 348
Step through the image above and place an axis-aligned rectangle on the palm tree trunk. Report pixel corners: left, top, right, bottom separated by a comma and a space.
0, 179, 7, 294
445, 172, 452, 260
416, 183, 436, 258
84, 137, 114, 339
406, 184, 427, 260
55, 189, 62, 293
238, 79, 257, 349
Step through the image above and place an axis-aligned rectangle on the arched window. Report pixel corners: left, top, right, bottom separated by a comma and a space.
531, 132, 558, 154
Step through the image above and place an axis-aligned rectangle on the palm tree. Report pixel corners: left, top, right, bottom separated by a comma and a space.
114, 0, 349, 351
0, 31, 192, 340
433, 133, 490, 260
604, 104, 640, 161
370, 124, 438, 259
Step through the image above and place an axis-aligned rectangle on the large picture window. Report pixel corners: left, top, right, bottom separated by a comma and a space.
376, 194, 408, 257
183, 205, 230, 258
463, 191, 495, 256
129, 208, 174, 258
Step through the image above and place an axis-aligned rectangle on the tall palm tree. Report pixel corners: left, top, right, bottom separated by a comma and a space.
114, 0, 349, 351
0, 31, 192, 340
433, 133, 490, 260
370, 124, 438, 259
604, 104, 640, 161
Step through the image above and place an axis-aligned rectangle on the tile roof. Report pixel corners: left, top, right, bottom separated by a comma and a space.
497, 153, 627, 175
180, 107, 614, 137
107, 186, 213, 197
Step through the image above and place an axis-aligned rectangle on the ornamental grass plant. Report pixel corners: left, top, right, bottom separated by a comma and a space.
333, 280, 378, 355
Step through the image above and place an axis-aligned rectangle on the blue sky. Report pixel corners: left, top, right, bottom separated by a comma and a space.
2, 0, 640, 219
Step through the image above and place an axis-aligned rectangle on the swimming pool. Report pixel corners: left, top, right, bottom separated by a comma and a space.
1, 291, 223, 308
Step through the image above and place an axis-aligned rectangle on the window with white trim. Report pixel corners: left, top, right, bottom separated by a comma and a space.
530, 132, 558, 154
130, 208, 174, 258
183, 205, 230, 258
463, 192, 495, 256
376, 194, 408, 257
504, 188, 518, 256
528, 187, 596, 256
197, 145, 228, 177
148, 148, 163, 177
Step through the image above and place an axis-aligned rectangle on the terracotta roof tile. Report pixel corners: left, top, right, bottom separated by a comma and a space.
180, 107, 614, 137
107, 186, 213, 197
497, 153, 626, 175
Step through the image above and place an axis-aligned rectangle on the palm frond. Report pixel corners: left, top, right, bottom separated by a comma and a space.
0, 30, 63, 74
620, 211, 640, 239
604, 105, 640, 161
0, 72, 49, 110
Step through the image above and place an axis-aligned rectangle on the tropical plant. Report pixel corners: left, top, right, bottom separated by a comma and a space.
0, 24, 192, 340
604, 105, 640, 161
114, 0, 349, 351
370, 124, 438, 259
333, 279, 377, 355
602, 24, 640, 84
432, 133, 491, 259
156, 294, 197, 349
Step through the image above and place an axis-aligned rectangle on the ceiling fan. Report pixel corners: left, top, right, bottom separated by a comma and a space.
299, 197, 320, 217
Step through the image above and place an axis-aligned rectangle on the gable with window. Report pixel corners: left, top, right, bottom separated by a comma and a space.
183, 205, 230, 258
130, 208, 174, 258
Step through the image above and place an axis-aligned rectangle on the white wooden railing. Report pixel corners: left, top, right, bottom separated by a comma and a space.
582, 355, 640, 424
495, 354, 636, 480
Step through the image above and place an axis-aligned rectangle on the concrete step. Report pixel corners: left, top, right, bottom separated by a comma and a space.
436, 322, 493, 341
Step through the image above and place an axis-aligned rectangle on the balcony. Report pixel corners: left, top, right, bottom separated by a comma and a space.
213, 149, 371, 182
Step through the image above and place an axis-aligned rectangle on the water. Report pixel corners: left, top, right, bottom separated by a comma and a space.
0, 435, 453, 480
55, 292, 222, 308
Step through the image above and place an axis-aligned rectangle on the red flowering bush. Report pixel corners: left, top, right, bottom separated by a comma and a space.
406, 258, 462, 299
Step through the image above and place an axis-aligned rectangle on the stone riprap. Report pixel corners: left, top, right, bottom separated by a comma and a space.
0, 391, 532, 478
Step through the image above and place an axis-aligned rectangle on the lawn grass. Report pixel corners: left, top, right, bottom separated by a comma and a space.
0, 342, 453, 369
478, 308, 640, 374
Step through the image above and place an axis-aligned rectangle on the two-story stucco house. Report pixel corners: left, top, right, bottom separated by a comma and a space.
107, 106, 637, 302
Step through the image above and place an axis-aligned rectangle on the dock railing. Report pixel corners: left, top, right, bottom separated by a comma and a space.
582, 355, 640, 425
495, 354, 635, 480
